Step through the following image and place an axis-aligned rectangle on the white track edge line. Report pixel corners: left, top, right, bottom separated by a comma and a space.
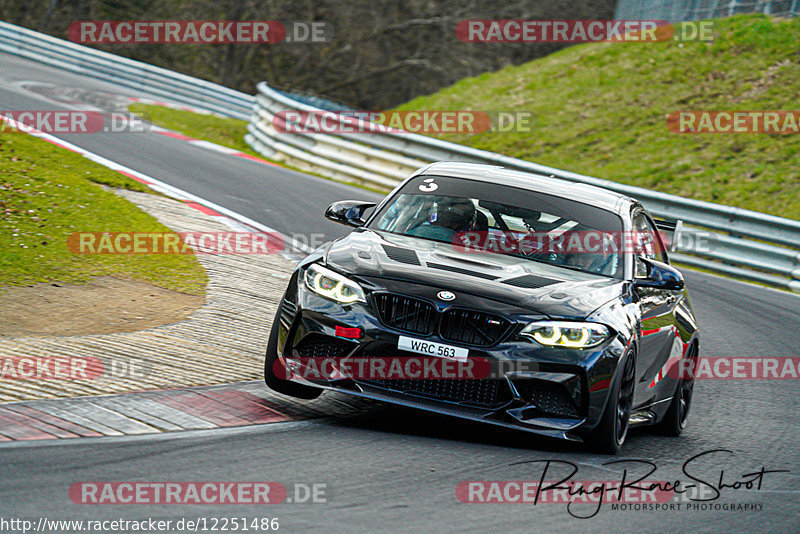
1, 113, 314, 255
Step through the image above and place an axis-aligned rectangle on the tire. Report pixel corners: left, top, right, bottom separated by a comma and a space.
657, 342, 697, 436
589, 348, 636, 454
264, 309, 322, 400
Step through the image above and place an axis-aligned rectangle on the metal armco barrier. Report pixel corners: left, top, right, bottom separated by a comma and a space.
246, 82, 800, 291
0, 20, 253, 120
0, 21, 797, 291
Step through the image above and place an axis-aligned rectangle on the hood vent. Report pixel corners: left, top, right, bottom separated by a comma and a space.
426, 262, 499, 280
434, 254, 503, 270
502, 274, 560, 289
381, 245, 420, 265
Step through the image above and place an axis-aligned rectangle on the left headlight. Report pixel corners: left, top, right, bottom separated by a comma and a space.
520, 321, 610, 348
303, 263, 366, 304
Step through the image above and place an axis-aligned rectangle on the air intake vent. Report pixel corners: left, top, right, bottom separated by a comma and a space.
294, 333, 355, 359
279, 299, 297, 330
382, 245, 420, 265
364, 377, 510, 409
426, 262, 499, 280
512, 379, 581, 418
502, 275, 559, 289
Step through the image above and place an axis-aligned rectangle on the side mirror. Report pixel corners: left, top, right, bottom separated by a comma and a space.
634, 257, 685, 291
325, 200, 376, 228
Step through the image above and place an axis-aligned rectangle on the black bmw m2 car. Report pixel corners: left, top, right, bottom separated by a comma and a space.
265, 162, 699, 453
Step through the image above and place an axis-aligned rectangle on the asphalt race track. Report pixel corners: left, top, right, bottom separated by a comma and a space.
1, 52, 799, 533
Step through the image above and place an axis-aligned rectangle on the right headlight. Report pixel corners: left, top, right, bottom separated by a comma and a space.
303, 263, 365, 304
520, 321, 610, 348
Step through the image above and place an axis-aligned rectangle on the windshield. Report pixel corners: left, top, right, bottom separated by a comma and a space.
369, 175, 625, 278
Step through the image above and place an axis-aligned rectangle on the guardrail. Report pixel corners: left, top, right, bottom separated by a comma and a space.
0, 21, 797, 291
246, 81, 800, 291
0, 20, 253, 120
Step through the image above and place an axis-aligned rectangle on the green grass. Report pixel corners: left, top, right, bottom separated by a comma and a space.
393, 15, 800, 221
129, 103, 390, 194
129, 103, 257, 155
0, 132, 207, 295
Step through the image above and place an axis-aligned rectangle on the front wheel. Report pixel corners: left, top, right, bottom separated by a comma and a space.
589, 348, 636, 454
264, 309, 322, 400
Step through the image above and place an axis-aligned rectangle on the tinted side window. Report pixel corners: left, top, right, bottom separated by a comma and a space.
632, 212, 667, 263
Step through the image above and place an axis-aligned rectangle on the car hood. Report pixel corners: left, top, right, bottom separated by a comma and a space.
324, 229, 626, 318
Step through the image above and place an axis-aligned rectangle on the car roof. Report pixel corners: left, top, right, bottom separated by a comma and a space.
414, 162, 637, 216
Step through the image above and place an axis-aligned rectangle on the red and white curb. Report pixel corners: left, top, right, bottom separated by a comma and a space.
0, 114, 321, 441
150, 127, 282, 168
0, 112, 313, 255
0, 382, 302, 442
128, 96, 228, 118
127, 96, 283, 168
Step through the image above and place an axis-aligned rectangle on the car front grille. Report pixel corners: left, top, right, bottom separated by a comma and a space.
372, 293, 437, 335
365, 378, 509, 409
440, 309, 510, 347
372, 293, 510, 346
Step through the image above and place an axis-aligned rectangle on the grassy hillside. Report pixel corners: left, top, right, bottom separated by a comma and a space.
394, 15, 800, 220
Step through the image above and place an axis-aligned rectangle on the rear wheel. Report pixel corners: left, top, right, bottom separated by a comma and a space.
590, 348, 636, 454
657, 343, 697, 436
264, 309, 322, 400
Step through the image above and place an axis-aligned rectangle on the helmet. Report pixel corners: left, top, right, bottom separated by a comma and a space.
430, 197, 476, 231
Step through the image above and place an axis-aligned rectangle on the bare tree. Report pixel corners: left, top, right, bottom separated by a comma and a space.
1, 0, 618, 108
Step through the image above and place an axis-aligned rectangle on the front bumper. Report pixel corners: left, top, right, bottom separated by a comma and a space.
273, 273, 628, 442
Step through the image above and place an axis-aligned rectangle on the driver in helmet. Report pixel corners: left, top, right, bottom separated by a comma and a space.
410, 196, 477, 242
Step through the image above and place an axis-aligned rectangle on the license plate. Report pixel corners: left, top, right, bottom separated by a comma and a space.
397, 336, 468, 362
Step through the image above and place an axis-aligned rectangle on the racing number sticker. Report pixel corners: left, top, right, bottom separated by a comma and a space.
419, 178, 438, 192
